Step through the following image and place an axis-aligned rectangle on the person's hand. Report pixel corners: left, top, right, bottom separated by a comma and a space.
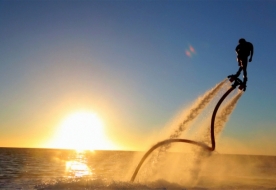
249, 58, 252, 62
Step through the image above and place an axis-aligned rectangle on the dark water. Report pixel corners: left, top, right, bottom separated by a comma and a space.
0, 148, 276, 189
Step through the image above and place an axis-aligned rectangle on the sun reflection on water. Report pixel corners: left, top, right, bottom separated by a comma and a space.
65, 150, 92, 178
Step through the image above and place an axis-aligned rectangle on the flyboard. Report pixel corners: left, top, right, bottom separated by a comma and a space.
130, 76, 245, 182
227, 74, 246, 91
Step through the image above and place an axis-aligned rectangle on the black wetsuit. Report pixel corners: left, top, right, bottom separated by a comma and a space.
235, 41, 253, 82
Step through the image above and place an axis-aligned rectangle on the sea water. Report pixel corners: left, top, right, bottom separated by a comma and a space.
0, 148, 276, 190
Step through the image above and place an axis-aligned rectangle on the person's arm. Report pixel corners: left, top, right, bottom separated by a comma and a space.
249, 43, 254, 62
235, 45, 239, 54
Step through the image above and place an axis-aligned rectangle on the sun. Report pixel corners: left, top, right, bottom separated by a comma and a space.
51, 111, 111, 151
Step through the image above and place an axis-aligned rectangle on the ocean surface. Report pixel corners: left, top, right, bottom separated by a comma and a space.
0, 148, 276, 190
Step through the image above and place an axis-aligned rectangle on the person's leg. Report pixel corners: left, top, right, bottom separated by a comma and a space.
235, 68, 242, 77
242, 59, 248, 83
235, 59, 243, 77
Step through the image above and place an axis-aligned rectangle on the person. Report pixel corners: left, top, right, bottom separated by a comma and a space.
234, 38, 254, 84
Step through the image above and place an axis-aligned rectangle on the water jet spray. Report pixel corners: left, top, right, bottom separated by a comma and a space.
130, 77, 245, 182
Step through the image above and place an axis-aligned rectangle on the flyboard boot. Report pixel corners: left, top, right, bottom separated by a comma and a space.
228, 71, 241, 82
228, 73, 238, 82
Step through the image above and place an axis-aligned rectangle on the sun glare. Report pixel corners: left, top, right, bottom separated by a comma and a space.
51, 111, 111, 151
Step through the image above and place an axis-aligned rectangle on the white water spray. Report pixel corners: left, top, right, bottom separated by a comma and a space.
169, 79, 228, 139
138, 79, 229, 181
188, 90, 244, 185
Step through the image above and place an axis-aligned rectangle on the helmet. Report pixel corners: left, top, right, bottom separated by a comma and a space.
239, 38, 246, 44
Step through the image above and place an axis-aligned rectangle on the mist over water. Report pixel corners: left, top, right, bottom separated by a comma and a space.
145, 79, 228, 168
185, 90, 244, 186
128, 79, 276, 189
1, 79, 276, 189
1, 148, 273, 190
138, 79, 230, 181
